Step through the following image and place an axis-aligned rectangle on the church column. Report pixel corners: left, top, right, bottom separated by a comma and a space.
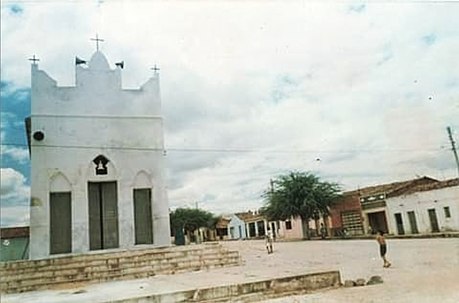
72, 181, 90, 254
151, 152, 171, 246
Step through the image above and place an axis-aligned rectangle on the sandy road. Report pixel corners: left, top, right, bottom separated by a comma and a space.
221, 238, 459, 303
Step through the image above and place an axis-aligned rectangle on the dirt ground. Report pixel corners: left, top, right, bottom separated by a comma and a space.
221, 238, 459, 303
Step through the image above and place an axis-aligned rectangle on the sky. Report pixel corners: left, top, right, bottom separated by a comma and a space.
1, 0, 459, 227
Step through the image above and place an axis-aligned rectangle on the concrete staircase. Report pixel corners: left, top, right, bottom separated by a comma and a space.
0, 242, 241, 294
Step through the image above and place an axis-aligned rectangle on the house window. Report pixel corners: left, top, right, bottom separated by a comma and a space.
285, 220, 292, 230
444, 206, 451, 218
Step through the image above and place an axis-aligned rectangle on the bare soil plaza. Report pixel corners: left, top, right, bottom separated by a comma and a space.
2, 237, 458, 303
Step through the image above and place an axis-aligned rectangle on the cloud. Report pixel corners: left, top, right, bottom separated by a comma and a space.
349, 4, 366, 14
0, 168, 29, 204
1, 1, 459, 218
0, 168, 30, 227
8, 4, 23, 15
0, 205, 29, 227
1, 146, 29, 164
422, 33, 437, 46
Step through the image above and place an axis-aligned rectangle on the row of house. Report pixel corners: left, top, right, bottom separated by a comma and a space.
2, 176, 457, 260
222, 176, 459, 240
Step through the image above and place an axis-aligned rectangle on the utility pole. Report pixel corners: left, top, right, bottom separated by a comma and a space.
447, 126, 459, 178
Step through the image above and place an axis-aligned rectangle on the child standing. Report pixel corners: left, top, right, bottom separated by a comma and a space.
376, 230, 391, 268
266, 228, 274, 254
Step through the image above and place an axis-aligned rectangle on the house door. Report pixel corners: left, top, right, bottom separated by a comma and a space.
248, 222, 256, 238
428, 209, 440, 233
394, 213, 405, 235
88, 182, 119, 250
407, 211, 419, 234
367, 211, 388, 233
50, 192, 72, 254
271, 222, 276, 238
257, 221, 266, 237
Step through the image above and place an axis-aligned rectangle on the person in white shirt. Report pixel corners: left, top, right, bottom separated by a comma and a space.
266, 228, 274, 254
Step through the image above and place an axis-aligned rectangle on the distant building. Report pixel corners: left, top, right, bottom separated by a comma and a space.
227, 211, 310, 240
386, 178, 459, 235
227, 214, 247, 239
27, 50, 170, 259
329, 176, 439, 235
0, 227, 29, 261
215, 217, 230, 240
276, 217, 304, 240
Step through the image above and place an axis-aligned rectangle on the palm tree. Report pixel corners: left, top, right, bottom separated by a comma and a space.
262, 171, 341, 239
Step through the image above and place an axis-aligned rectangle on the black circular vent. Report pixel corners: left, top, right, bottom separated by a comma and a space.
33, 131, 45, 141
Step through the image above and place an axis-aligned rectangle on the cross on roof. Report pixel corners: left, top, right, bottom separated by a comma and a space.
90, 34, 104, 51
28, 55, 40, 64
151, 64, 160, 73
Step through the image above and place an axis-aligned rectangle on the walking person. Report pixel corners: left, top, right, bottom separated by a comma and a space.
266, 228, 274, 254
376, 230, 391, 268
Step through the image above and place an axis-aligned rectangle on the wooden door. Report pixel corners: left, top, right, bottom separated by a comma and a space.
134, 188, 153, 244
88, 182, 119, 250
428, 209, 439, 233
50, 192, 72, 254
407, 211, 419, 234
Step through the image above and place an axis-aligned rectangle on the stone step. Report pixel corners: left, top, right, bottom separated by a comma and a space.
0, 242, 225, 270
0, 250, 239, 276
3, 270, 341, 302
1, 243, 242, 294
1, 254, 241, 284
3, 256, 242, 294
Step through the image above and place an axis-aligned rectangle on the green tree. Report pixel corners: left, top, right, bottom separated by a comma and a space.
262, 171, 341, 239
170, 207, 217, 236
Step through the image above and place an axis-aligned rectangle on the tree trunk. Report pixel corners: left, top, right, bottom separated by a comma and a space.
301, 216, 310, 240
314, 218, 320, 237
323, 214, 330, 237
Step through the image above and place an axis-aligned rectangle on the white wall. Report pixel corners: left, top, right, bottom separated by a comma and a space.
227, 215, 246, 239
277, 217, 304, 239
29, 52, 170, 259
386, 186, 459, 234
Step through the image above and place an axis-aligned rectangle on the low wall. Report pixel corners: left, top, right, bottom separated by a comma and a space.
113, 270, 341, 303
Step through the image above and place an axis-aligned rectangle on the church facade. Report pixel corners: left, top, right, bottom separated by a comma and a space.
28, 51, 170, 259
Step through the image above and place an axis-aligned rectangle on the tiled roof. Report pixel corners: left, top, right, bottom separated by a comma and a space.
395, 178, 459, 196
235, 212, 265, 222
344, 176, 439, 198
216, 217, 231, 228
0, 226, 29, 239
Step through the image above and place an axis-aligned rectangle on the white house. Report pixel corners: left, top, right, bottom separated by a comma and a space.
386, 179, 459, 235
28, 50, 170, 259
227, 214, 247, 239
276, 217, 304, 239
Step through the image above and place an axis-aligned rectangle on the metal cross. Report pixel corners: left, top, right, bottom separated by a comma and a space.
90, 34, 104, 51
28, 55, 40, 64
151, 64, 160, 73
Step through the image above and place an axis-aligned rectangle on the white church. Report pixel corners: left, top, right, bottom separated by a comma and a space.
28, 48, 170, 259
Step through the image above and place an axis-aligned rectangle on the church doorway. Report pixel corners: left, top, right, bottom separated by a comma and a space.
133, 188, 153, 244
88, 181, 119, 250
50, 192, 72, 254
